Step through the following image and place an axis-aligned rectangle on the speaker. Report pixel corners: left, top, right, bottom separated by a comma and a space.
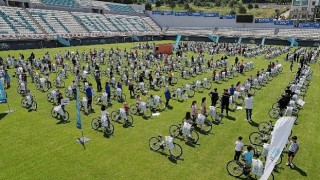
236, 15, 254, 23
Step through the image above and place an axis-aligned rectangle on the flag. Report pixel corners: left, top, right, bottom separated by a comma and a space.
76, 79, 82, 129
0, 81, 7, 104
260, 117, 295, 180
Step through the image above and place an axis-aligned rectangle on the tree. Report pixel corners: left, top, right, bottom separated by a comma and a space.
145, 2, 152, 11
170, 2, 176, 10
230, 9, 236, 15
254, 4, 259, 8
184, 3, 190, 11
238, 5, 247, 14
155, 0, 161, 7
247, 4, 253, 9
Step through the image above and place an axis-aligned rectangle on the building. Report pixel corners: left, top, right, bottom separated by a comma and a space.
289, 0, 320, 21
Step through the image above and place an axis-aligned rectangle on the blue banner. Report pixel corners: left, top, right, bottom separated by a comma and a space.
76, 81, 82, 129
220, 14, 236, 19
175, 12, 188, 16
255, 18, 273, 23
152, 11, 161, 15
0, 81, 7, 104
274, 20, 294, 26
204, 13, 219, 17
192, 12, 204, 16
162, 11, 174, 15
298, 22, 320, 28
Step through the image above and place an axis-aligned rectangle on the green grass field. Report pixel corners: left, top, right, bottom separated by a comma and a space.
0, 41, 319, 180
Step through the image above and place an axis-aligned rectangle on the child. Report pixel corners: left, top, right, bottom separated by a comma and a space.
243, 145, 253, 177
286, 136, 299, 168
124, 102, 129, 115
234, 136, 243, 161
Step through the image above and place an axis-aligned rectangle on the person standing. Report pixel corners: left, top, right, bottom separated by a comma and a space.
86, 83, 93, 113
201, 97, 207, 115
221, 89, 231, 116
234, 136, 244, 161
208, 88, 219, 106
286, 136, 299, 168
290, 60, 294, 72
164, 86, 171, 107
95, 70, 102, 92
105, 82, 111, 103
245, 94, 253, 121
128, 78, 135, 97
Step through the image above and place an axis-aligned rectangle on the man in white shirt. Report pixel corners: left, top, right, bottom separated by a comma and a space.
234, 136, 243, 161
245, 94, 253, 121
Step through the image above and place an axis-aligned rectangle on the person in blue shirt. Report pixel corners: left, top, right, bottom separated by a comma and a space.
105, 82, 111, 102
243, 145, 253, 177
164, 86, 171, 107
229, 84, 235, 96
117, 82, 122, 90
86, 83, 93, 113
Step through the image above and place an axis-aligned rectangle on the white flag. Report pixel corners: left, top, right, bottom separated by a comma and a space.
260, 117, 295, 180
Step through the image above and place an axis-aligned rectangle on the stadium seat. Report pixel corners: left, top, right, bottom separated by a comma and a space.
106, 3, 135, 13
41, 0, 79, 8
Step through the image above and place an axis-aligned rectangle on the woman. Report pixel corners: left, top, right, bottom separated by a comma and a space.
184, 111, 194, 125
236, 81, 242, 92
128, 78, 134, 97
190, 101, 197, 120
201, 97, 207, 115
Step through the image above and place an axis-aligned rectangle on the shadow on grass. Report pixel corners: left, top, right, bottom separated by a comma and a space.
0, 113, 8, 120
56, 120, 71, 124
150, 149, 184, 164
291, 165, 307, 176
166, 105, 173, 110
225, 116, 236, 121
248, 120, 259, 127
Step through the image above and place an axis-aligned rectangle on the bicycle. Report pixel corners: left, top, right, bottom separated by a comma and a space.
93, 92, 109, 105
146, 95, 166, 112
111, 108, 134, 127
182, 114, 213, 134
171, 87, 188, 102
148, 135, 183, 159
207, 106, 222, 124
130, 102, 152, 118
51, 105, 70, 121
91, 116, 115, 136
53, 77, 65, 88
21, 95, 37, 111
169, 122, 199, 144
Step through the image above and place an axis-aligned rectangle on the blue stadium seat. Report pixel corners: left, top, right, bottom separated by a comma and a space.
106, 3, 135, 13
41, 0, 79, 8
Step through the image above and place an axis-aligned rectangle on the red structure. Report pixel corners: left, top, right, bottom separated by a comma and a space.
154, 44, 173, 55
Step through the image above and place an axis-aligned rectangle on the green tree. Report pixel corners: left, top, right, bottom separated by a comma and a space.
248, 4, 253, 9
230, 9, 236, 15
145, 2, 152, 10
238, 5, 247, 14
184, 3, 190, 10
170, 2, 176, 10
275, 9, 281, 19
155, 0, 161, 7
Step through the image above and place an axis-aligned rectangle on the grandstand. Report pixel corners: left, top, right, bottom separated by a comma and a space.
0, 0, 320, 47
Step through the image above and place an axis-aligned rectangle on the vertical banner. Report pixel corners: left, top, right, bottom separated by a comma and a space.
0, 81, 7, 104
260, 117, 295, 180
76, 79, 82, 129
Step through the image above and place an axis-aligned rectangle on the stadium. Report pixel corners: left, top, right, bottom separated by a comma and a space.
0, 0, 319, 179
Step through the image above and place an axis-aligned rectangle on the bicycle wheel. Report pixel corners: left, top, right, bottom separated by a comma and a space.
268, 108, 280, 119
249, 132, 264, 145
36, 83, 41, 90
63, 111, 69, 121
172, 77, 178, 85
169, 143, 183, 159
254, 84, 262, 90
248, 88, 256, 95
204, 83, 212, 90
93, 95, 101, 105
104, 123, 114, 136
234, 97, 244, 105
143, 108, 152, 118
258, 122, 272, 134
169, 124, 180, 138
21, 98, 28, 108
196, 86, 204, 93
130, 105, 138, 115
226, 160, 244, 177
32, 102, 37, 111
187, 89, 195, 97
91, 118, 101, 130
119, 93, 126, 102
51, 107, 58, 118
53, 80, 57, 86
187, 129, 199, 144
229, 103, 237, 111
158, 101, 166, 111
272, 102, 279, 109
125, 115, 134, 126
276, 154, 283, 166
43, 85, 49, 92
111, 111, 120, 121
201, 120, 213, 134
47, 93, 53, 103
60, 80, 65, 88
211, 112, 222, 123
148, 137, 161, 151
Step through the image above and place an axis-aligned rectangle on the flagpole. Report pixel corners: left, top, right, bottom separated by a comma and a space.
75, 75, 90, 148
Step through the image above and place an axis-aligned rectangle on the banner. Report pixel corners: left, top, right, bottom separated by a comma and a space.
274, 20, 294, 26
175, 12, 188, 16
152, 11, 161, 15
76, 80, 82, 129
0, 81, 7, 104
260, 117, 295, 180
255, 18, 273, 23
162, 11, 174, 15
220, 14, 236, 19
204, 13, 219, 17
298, 22, 320, 28
192, 12, 204, 16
